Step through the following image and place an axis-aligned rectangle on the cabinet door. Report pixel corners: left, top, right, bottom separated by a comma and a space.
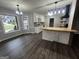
42, 31, 58, 41
41, 16, 44, 22
34, 16, 38, 22
58, 32, 70, 44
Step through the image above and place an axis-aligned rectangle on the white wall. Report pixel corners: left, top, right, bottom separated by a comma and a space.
44, 16, 49, 27
45, 15, 61, 27
54, 16, 61, 27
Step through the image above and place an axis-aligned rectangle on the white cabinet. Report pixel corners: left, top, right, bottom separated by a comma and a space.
34, 15, 38, 22
35, 26, 42, 33
33, 13, 44, 22
42, 31, 58, 41
58, 32, 70, 44
42, 30, 70, 44
40, 16, 44, 22
33, 13, 45, 33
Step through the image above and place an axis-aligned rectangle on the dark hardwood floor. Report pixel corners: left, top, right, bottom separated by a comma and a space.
0, 33, 79, 59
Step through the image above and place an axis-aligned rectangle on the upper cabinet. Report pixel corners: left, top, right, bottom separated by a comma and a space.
34, 15, 38, 22
33, 13, 45, 22
40, 16, 45, 22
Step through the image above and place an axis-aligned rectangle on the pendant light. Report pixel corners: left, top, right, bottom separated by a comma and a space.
54, 2, 58, 14
16, 5, 23, 15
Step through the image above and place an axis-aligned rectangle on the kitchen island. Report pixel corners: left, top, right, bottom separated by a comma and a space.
42, 27, 77, 45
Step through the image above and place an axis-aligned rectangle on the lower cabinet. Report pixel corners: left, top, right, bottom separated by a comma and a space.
42, 30, 58, 41
35, 27, 43, 33
58, 32, 70, 44
42, 30, 70, 44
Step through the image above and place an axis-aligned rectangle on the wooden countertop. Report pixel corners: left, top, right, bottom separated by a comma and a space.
43, 27, 77, 32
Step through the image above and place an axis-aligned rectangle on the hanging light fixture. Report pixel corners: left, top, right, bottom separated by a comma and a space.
16, 5, 23, 15
48, 1, 58, 16
62, 8, 65, 14
48, 12, 53, 16
54, 2, 58, 14
58, 9, 61, 14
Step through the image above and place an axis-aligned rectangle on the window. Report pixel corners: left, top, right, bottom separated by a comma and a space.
23, 16, 29, 30
0, 15, 19, 33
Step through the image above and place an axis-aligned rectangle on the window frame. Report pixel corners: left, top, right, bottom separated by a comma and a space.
1, 15, 20, 34
23, 16, 29, 30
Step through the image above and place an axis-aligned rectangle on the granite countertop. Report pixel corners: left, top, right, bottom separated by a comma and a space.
43, 27, 77, 32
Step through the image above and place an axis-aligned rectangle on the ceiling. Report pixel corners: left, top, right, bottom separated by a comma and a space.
0, 0, 73, 14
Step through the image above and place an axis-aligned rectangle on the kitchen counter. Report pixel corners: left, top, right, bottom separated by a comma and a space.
43, 27, 77, 32
42, 27, 77, 45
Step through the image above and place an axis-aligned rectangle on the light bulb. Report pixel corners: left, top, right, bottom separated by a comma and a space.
62, 9, 65, 14
48, 12, 53, 16
20, 12, 23, 15
54, 11, 57, 14
16, 10, 19, 15
58, 10, 60, 14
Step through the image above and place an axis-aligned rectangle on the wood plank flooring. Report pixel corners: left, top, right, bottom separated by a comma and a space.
0, 33, 79, 59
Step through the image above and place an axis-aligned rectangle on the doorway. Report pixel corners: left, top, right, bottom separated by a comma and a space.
49, 18, 54, 27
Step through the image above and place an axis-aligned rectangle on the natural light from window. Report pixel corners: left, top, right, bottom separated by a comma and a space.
0, 15, 19, 33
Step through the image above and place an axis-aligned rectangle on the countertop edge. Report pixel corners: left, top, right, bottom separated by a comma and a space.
42, 27, 77, 32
